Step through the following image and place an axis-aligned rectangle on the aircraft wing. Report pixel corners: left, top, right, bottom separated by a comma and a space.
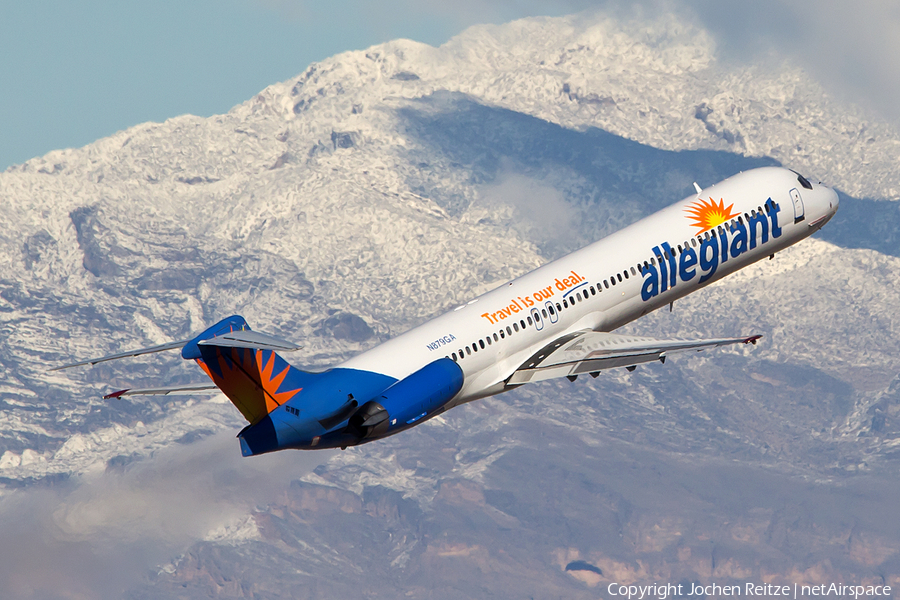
103, 383, 220, 399
507, 330, 761, 385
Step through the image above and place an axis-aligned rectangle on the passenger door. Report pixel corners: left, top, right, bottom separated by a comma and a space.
790, 188, 805, 223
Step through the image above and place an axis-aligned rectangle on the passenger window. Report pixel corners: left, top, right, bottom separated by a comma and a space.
493, 333, 498, 342
479, 339, 485, 349
520, 319, 526, 329
473, 342, 478, 352
466, 346, 471, 356
556, 303, 562, 312
631, 267, 637, 275
563, 299, 568, 308
506, 326, 512, 335
549, 306, 555, 315
542, 309, 548, 318
623, 271, 629, 280
486, 337, 491, 346
590, 286, 595, 295
499, 330, 505, 339
527, 316, 533, 325
617, 273, 622, 282
513, 323, 519, 332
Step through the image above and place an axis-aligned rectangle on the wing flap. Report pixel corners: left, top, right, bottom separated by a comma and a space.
508, 331, 761, 385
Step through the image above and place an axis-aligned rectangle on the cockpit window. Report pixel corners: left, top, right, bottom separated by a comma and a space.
791, 169, 813, 190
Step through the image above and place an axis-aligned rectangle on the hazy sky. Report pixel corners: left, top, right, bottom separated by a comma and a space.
1, 0, 897, 171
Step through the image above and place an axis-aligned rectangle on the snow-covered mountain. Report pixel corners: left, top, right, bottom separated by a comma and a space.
2, 10, 900, 598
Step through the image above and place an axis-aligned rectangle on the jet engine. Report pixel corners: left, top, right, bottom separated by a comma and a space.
344, 357, 463, 441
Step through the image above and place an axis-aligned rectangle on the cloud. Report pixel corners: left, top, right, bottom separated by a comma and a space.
672, 0, 900, 123
476, 167, 581, 257
0, 433, 332, 599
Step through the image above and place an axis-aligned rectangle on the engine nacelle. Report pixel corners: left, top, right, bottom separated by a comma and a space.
348, 357, 464, 440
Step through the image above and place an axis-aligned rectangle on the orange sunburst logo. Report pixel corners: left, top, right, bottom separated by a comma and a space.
685, 197, 739, 234
255, 349, 301, 412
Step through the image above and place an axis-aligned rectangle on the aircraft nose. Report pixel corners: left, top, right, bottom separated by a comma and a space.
806, 183, 839, 230
828, 185, 839, 213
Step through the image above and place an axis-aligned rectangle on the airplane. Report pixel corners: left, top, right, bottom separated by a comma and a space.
55, 166, 839, 456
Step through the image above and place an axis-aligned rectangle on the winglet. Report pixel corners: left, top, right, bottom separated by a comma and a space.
693, 182, 702, 194
743, 335, 763, 345
103, 389, 130, 400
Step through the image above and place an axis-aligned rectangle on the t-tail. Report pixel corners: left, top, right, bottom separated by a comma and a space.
180, 316, 314, 425
53, 315, 464, 456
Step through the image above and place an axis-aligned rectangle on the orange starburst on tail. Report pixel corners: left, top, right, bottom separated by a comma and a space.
255, 349, 301, 412
685, 197, 739, 234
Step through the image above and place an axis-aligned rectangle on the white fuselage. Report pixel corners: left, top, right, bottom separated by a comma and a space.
339, 167, 838, 406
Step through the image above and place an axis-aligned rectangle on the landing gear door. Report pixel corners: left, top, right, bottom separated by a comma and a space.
790, 188, 805, 223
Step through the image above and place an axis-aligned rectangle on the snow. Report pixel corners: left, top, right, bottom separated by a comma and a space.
0, 8, 899, 525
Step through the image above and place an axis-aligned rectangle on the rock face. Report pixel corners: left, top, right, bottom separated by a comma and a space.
316, 311, 374, 342
2, 10, 900, 599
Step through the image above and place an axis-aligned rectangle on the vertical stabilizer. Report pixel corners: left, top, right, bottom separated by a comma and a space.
182, 316, 315, 424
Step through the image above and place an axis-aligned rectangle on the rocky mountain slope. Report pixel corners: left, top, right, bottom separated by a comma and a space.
2, 10, 900, 599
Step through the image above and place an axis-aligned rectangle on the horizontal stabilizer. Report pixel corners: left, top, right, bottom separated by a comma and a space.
197, 329, 300, 352
103, 382, 219, 399
50, 339, 189, 371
